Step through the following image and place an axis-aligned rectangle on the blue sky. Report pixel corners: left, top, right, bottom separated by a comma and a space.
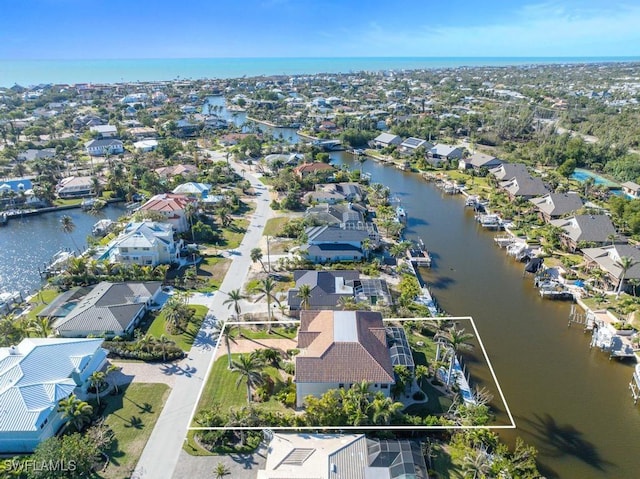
1, 0, 639, 59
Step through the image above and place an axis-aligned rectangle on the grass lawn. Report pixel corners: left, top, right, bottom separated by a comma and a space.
194, 355, 290, 420
196, 255, 231, 291
263, 217, 289, 237
238, 325, 298, 340
147, 304, 209, 351
221, 219, 248, 249
23, 288, 61, 322
98, 383, 170, 479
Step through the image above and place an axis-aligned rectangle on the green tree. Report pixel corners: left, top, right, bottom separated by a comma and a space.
616, 256, 636, 297
296, 284, 312, 310
57, 394, 93, 432
30, 432, 101, 479
253, 276, 281, 333
250, 247, 267, 273
59, 215, 80, 253
88, 371, 106, 406
214, 463, 231, 479
223, 288, 247, 322
232, 352, 265, 404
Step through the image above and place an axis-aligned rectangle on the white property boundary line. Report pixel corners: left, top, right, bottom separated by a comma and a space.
187, 316, 516, 431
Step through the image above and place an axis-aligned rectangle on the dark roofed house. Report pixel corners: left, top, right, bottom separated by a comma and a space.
582, 244, 640, 293
400, 137, 432, 153
287, 270, 360, 314
550, 214, 617, 252
458, 152, 503, 171
373, 132, 402, 148
295, 310, 395, 407
50, 282, 162, 338
303, 225, 370, 263
500, 175, 549, 199
529, 192, 584, 222
490, 162, 529, 181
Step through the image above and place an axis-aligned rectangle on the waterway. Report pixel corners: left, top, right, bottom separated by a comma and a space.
0, 205, 128, 296
331, 152, 640, 479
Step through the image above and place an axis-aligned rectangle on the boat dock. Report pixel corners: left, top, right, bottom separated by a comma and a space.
406, 239, 431, 267
630, 365, 640, 404
590, 314, 637, 359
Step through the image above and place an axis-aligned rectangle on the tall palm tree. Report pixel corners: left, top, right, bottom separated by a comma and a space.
338, 296, 359, 311
26, 317, 53, 338
296, 284, 312, 311
60, 215, 80, 253
223, 288, 247, 323
184, 201, 197, 242
156, 334, 175, 361
231, 352, 265, 404
436, 325, 474, 387
57, 394, 93, 432
163, 296, 189, 333
105, 364, 121, 395
250, 247, 267, 273
253, 276, 281, 333
213, 320, 235, 369
370, 393, 404, 425
616, 256, 636, 297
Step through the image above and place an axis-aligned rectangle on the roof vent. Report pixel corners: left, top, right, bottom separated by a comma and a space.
9, 346, 18, 355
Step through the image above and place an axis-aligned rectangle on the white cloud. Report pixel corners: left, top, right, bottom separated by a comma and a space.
343, 2, 640, 56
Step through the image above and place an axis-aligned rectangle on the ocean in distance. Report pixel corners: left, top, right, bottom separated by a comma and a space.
2, 56, 640, 87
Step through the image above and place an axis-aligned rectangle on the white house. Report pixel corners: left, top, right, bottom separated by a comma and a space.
56, 176, 95, 198
84, 138, 124, 156
0, 338, 107, 453
105, 221, 182, 267
138, 193, 194, 233
89, 124, 117, 138
133, 139, 158, 152
295, 310, 395, 408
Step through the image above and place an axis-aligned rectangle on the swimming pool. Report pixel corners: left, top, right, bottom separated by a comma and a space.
571, 168, 620, 188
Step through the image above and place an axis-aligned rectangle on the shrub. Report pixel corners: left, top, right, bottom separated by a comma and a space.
283, 361, 295, 375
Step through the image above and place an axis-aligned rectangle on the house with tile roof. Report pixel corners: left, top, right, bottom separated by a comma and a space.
529, 192, 584, 222
293, 162, 335, 179
154, 164, 199, 180
0, 338, 107, 453
104, 221, 183, 266
138, 193, 195, 232
550, 214, 618, 252
48, 282, 162, 338
295, 310, 395, 407
257, 433, 428, 479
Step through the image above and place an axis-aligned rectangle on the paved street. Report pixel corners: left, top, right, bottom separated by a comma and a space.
134, 161, 274, 479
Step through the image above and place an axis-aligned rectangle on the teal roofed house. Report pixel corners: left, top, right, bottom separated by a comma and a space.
0, 338, 107, 453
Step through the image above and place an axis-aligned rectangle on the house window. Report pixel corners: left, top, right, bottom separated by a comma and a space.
381, 384, 388, 389
339, 383, 344, 389
40, 418, 48, 429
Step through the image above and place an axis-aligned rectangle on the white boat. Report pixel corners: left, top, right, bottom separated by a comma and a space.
92, 218, 114, 237
396, 206, 407, 222
0, 291, 22, 314
42, 250, 76, 277
465, 196, 478, 207
478, 214, 502, 228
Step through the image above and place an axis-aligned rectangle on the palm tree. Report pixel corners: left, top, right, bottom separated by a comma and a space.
250, 247, 267, 273
370, 393, 404, 425
461, 448, 491, 479
253, 276, 281, 333
213, 320, 235, 369
338, 296, 359, 310
60, 215, 80, 252
616, 256, 636, 297
163, 296, 189, 333
260, 348, 282, 368
296, 284, 312, 310
26, 317, 53, 338
232, 352, 265, 404
436, 325, 474, 387
214, 463, 230, 479
57, 394, 93, 431
89, 371, 106, 405
223, 288, 247, 322
414, 364, 429, 389
156, 334, 175, 361
184, 201, 197, 242
105, 364, 121, 395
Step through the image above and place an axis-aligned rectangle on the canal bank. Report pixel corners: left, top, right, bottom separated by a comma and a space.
331, 151, 640, 479
0, 204, 128, 296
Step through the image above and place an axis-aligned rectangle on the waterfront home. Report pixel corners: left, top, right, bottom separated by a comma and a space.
257, 433, 427, 479
400, 137, 433, 153
295, 310, 395, 407
128, 126, 158, 139
529, 192, 584, 222
287, 270, 391, 315
56, 176, 95, 198
263, 153, 302, 170
550, 214, 618, 252
46, 282, 162, 338
89, 124, 117, 138
489, 162, 530, 181
428, 144, 464, 164
304, 182, 364, 204
305, 202, 366, 227
458, 151, 503, 171
581, 244, 640, 292
0, 338, 107, 453
621, 181, 640, 199
105, 221, 182, 266
138, 193, 195, 233
499, 175, 549, 200
293, 162, 335, 179
154, 163, 199, 180
0, 178, 41, 208
303, 225, 370, 263
373, 132, 402, 148
84, 138, 124, 156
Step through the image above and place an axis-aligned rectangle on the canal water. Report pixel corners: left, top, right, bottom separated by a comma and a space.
331, 152, 640, 479
0, 205, 128, 296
